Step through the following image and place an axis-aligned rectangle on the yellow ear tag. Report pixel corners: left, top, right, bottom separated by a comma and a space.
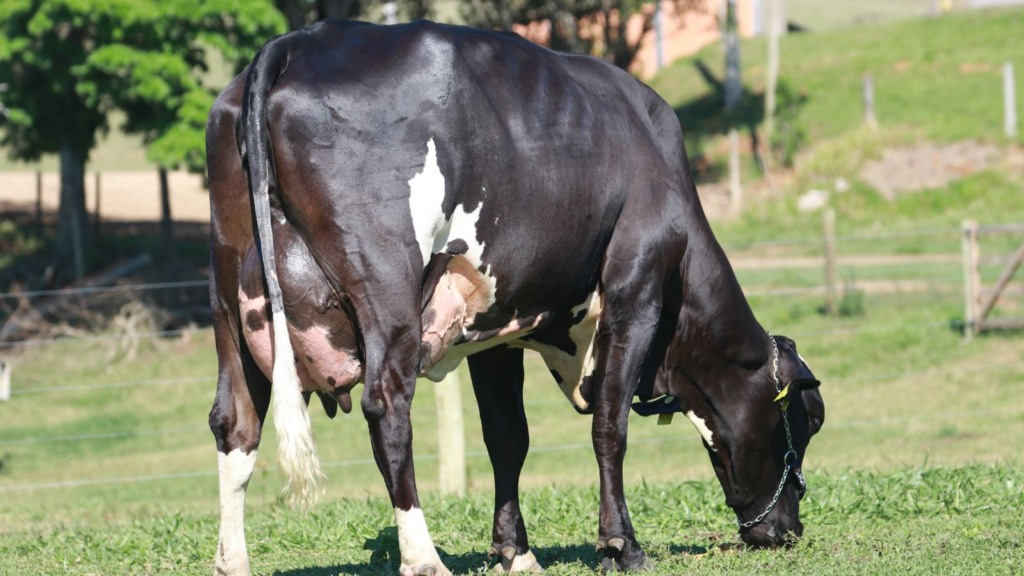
658, 413, 674, 426
774, 383, 791, 405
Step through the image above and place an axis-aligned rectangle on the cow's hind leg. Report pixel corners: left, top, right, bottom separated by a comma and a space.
468, 346, 543, 573
209, 306, 271, 576
291, 208, 451, 576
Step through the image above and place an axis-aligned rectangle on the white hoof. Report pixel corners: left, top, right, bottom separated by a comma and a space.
493, 549, 544, 573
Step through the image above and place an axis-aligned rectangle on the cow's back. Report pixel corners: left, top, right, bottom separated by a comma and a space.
262, 21, 679, 326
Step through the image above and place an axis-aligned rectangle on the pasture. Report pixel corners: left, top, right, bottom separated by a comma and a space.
3, 204, 1024, 574
2, 5, 1024, 576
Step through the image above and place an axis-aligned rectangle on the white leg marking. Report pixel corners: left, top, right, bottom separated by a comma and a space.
408, 138, 449, 267
685, 410, 715, 448
395, 507, 450, 576
215, 449, 257, 576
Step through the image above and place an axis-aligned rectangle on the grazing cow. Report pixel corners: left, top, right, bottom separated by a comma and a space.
206, 19, 825, 576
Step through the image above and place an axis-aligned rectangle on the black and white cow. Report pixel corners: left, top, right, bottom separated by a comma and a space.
206, 19, 824, 576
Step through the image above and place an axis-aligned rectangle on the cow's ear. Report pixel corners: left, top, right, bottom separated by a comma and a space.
775, 335, 820, 390
802, 386, 825, 435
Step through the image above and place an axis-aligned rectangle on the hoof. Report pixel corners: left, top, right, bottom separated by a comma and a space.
596, 536, 652, 573
599, 555, 653, 574
400, 563, 451, 576
213, 553, 250, 576
490, 549, 544, 573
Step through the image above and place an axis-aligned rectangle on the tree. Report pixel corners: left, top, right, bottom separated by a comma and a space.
274, 0, 432, 31
0, 0, 286, 279
460, 0, 704, 71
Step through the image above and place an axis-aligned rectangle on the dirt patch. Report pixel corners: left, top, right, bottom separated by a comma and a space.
0, 171, 210, 223
859, 141, 1001, 200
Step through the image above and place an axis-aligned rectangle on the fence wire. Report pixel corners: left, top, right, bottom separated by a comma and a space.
1, 225, 1021, 495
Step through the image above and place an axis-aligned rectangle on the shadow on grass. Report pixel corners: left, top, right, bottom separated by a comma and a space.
271, 527, 719, 575
673, 59, 808, 183
272, 527, 607, 575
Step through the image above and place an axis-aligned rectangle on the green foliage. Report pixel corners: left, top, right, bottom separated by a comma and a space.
836, 280, 865, 317
0, 0, 285, 167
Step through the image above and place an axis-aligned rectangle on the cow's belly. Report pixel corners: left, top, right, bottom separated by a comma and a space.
515, 291, 602, 412
419, 254, 547, 381
421, 279, 602, 414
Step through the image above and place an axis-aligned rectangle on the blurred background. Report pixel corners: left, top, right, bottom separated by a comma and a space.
1, 1, 1022, 574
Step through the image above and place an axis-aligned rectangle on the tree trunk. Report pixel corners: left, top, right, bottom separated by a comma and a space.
277, 0, 307, 30
317, 0, 359, 20
159, 167, 176, 264
56, 141, 88, 280
724, 0, 742, 114
724, 0, 742, 210
764, 0, 784, 144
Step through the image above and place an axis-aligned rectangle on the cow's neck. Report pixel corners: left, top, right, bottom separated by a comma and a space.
674, 217, 769, 386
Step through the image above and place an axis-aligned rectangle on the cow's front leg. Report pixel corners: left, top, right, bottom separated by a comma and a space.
467, 346, 543, 573
361, 333, 452, 576
591, 285, 661, 571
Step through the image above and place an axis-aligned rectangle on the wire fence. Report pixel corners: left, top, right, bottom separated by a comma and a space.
6, 357, 1024, 448
0, 224, 1021, 496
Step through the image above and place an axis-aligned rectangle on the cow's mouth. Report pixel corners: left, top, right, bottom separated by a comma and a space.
739, 518, 803, 549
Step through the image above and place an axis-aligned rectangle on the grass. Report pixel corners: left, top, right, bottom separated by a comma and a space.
2, 276, 1024, 573
787, 0, 938, 31
1, 464, 1022, 575
647, 7, 1024, 177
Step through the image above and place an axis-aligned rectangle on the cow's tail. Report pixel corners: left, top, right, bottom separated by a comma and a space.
241, 36, 325, 510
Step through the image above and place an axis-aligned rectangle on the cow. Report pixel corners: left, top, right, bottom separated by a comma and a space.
206, 19, 825, 576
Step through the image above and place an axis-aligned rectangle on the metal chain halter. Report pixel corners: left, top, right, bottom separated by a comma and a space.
738, 331, 806, 530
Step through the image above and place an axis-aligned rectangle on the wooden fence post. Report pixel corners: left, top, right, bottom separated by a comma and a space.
1005, 62, 1017, 139
93, 171, 102, 241
0, 361, 10, 402
435, 370, 466, 497
961, 220, 979, 340
976, 240, 1024, 332
35, 170, 42, 230
862, 74, 878, 129
823, 208, 838, 315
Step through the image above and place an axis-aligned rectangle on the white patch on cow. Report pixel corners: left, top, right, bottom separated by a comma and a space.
408, 138, 448, 268
407, 138, 499, 313
527, 290, 602, 411
446, 202, 497, 308
238, 292, 274, 379
685, 410, 715, 448
215, 449, 257, 576
395, 507, 447, 575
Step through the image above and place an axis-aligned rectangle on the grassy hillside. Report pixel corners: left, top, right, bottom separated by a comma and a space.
651, 6, 1024, 146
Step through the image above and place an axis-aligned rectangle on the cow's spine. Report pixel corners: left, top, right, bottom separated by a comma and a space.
241, 35, 324, 510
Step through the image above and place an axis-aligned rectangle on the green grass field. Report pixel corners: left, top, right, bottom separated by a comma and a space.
3, 5, 1024, 576
648, 6, 1024, 178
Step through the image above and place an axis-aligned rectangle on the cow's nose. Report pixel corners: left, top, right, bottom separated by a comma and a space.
739, 518, 802, 549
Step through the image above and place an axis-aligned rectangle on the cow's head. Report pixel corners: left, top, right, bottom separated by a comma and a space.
654, 331, 824, 548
